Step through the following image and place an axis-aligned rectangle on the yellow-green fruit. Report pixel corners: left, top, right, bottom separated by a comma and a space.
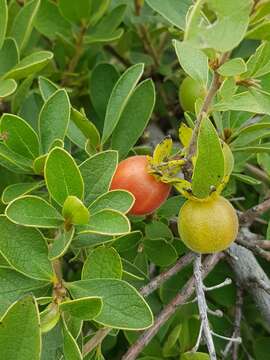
178, 76, 206, 112
178, 196, 239, 254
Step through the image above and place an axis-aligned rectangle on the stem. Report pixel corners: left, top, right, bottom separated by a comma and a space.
82, 328, 111, 357
232, 287, 243, 360
138, 25, 160, 68
121, 253, 224, 360
194, 254, 217, 360
240, 197, 270, 225
140, 252, 195, 296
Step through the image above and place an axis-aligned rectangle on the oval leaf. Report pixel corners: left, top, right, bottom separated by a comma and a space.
39, 89, 70, 153
80, 150, 118, 205
0, 0, 8, 49
3, 51, 53, 80
66, 279, 153, 330
101, 63, 144, 144
45, 147, 84, 206
111, 79, 156, 159
81, 209, 130, 236
82, 246, 122, 280
62, 196, 89, 225
0, 296, 41, 360
60, 297, 103, 320
6, 195, 64, 228
0, 216, 53, 281
1, 114, 40, 159
192, 117, 225, 198
88, 190, 135, 214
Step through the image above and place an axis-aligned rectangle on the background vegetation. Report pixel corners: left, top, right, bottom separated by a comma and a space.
1, 0, 270, 359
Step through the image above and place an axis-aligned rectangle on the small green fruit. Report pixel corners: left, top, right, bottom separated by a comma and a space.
178, 76, 206, 112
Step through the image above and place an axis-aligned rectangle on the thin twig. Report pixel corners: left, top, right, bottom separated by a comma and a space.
140, 252, 195, 296
121, 253, 224, 360
82, 253, 194, 356
232, 287, 244, 360
104, 45, 132, 68
237, 238, 270, 262
82, 328, 111, 357
194, 254, 217, 360
245, 163, 270, 184
138, 25, 160, 68
240, 197, 270, 226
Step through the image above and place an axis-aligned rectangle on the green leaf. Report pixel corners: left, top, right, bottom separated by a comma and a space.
231, 123, 270, 147
39, 89, 70, 153
185, 0, 252, 52
254, 337, 270, 360
0, 267, 48, 317
62, 196, 90, 225
45, 147, 84, 206
62, 319, 82, 360
82, 246, 122, 280
73, 233, 113, 248
145, 221, 173, 241
0, 0, 7, 49
242, 42, 270, 79
60, 297, 103, 320
0, 216, 53, 281
80, 209, 130, 236
33, 154, 47, 175
181, 352, 210, 360
6, 195, 64, 228
80, 150, 118, 205
156, 195, 185, 218
232, 173, 261, 185
218, 77, 237, 101
3, 51, 54, 80
38, 76, 58, 100
84, 5, 126, 45
0, 38, 19, 76
0, 79, 17, 98
0, 296, 41, 360
34, 0, 71, 40
111, 79, 156, 159
0, 114, 39, 159
59, 0, 91, 23
215, 88, 270, 114
11, 76, 34, 113
192, 117, 225, 198
217, 58, 247, 77
233, 143, 270, 153
101, 63, 144, 144
146, 0, 192, 30
2, 180, 44, 204
40, 303, 60, 333
113, 231, 142, 253
10, 0, 40, 50
173, 40, 208, 86
67, 279, 153, 330
0, 143, 33, 174
89, 63, 119, 120
246, 22, 270, 41
88, 190, 135, 214
71, 108, 100, 148
48, 226, 74, 260
144, 239, 178, 267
